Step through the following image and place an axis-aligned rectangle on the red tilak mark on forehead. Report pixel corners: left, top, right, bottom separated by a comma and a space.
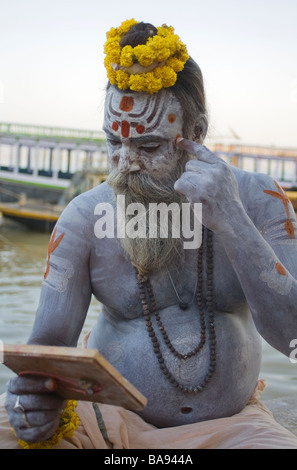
136, 124, 145, 134
121, 121, 130, 138
120, 96, 134, 112
168, 113, 176, 123
112, 122, 119, 132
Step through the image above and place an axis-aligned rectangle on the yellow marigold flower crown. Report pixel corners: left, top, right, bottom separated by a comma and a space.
104, 19, 189, 94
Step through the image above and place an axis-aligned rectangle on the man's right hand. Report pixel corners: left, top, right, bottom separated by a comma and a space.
5, 375, 65, 443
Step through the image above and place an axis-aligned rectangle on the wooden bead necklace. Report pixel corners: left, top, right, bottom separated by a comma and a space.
135, 227, 216, 393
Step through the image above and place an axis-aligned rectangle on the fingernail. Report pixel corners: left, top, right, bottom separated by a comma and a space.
174, 181, 185, 195
45, 378, 57, 391
175, 134, 184, 143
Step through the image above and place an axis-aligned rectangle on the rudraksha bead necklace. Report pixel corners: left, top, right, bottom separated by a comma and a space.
135, 227, 216, 393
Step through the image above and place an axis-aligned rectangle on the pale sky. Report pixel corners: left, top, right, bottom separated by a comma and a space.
1, 0, 297, 147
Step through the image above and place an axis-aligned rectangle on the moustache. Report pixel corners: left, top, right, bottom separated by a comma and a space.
106, 168, 183, 204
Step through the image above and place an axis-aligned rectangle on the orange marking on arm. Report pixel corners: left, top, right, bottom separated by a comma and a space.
44, 227, 65, 280
275, 262, 287, 276
273, 180, 290, 218
263, 189, 283, 200
263, 180, 294, 238
285, 219, 295, 238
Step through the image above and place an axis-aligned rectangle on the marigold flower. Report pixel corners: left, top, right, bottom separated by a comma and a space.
104, 19, 189, 93
116, 70, 130, 89
120, 45, 135, 67
154, 65, 177, 88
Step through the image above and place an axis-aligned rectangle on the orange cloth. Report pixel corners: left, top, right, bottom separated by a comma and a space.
1, 381, 297, 449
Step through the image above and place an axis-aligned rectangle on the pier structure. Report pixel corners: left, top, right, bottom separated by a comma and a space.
1, 122, 297, 204
0, 122, 108, 203
210, 142, 297, 189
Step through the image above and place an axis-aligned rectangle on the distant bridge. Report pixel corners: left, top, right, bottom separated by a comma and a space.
209, 142, 297, 188
0, 122, 106, 144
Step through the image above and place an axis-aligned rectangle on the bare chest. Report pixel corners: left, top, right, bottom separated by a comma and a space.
89, 234, 246, 319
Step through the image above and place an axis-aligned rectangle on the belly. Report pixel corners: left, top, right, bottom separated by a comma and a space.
87, 305, 262, 427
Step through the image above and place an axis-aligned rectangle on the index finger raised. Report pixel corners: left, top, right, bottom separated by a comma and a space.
176, 137, 222, 164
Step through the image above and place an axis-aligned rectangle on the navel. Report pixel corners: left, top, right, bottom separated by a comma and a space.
181, 407, 193, 414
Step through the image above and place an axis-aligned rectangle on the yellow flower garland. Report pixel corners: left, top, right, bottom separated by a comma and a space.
104, 19, 189, 93
17, 400, 79, 449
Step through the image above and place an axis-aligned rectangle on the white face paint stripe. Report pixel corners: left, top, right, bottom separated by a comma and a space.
104, 87, 183, 141
106, 91, 164, 137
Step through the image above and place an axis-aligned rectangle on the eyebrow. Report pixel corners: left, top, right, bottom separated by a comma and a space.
103, 129, 165, 143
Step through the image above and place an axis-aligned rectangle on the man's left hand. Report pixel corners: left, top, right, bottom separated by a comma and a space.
174, 137, 242, 233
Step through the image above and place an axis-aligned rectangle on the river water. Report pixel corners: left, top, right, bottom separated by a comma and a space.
0, 216, 296, 399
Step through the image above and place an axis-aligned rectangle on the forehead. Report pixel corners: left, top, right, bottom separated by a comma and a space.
104, 86, 183, 140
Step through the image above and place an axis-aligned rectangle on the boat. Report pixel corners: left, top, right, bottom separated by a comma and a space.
0, 198, 61, 232
0, 169, 107, 232
1, 173, 296, 233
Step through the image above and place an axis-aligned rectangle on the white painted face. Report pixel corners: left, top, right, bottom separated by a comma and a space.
103, 86, 184, 175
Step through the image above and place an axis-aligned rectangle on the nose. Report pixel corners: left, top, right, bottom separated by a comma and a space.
118, 143, 141, 174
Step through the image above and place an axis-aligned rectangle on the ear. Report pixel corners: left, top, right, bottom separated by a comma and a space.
193, 115, 208, 143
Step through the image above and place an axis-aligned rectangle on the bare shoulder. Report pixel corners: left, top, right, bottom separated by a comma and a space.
62, 182, 113, 213
231, 167, 295, 227
73, 181, 114, 205
232, 166, 278, 197
55, 182, 115, 235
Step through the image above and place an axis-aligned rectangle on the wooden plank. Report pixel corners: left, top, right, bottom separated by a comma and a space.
3, 344, 147, 410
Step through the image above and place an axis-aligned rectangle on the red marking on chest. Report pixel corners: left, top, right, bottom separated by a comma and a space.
121, 120, 130, 138
112, 122, 119, 132
120, 96, 134, 112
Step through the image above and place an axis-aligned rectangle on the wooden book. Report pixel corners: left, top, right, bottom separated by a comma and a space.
3, 344, 147, 410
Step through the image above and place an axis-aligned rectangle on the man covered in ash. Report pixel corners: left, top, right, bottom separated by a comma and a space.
1, 19, 297, 449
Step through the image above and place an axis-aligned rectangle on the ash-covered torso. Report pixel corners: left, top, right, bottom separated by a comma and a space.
37, 179, 263, 428
85, 186, 262, 426
31, 87, 297, 427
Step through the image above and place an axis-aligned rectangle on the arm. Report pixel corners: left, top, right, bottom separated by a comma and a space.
28, 194, 93, 346
175, 137, 297, 357
6, 194, 94, 443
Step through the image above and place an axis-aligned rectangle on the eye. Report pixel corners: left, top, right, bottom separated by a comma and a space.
107, 138, 121, 147
140, 144, 160, 154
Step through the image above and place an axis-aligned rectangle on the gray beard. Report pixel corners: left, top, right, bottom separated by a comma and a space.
107, 159, 189, 275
